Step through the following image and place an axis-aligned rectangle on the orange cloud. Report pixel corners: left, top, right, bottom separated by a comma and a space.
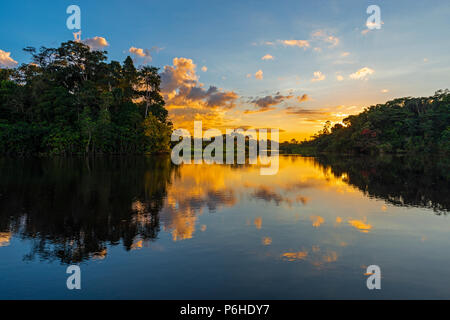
82, 36, 109, 50
129, 46, 152, 62
280, 40, 310, 48
0, 49, 18, 68
160, 57, 238, 130
255, 69, 263, 80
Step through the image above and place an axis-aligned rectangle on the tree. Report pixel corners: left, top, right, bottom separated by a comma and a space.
137, 66, 167, 122
0, 41, 171, 155
295, 90, 450, 155
143, 114, 172, 154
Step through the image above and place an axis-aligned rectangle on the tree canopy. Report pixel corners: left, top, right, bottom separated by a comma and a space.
0, 41, 172, 155
282, 90, 450, 155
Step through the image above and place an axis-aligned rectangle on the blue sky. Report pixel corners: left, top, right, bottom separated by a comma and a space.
1, 0, 449, 139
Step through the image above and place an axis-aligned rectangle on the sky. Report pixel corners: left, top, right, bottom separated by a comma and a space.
1, 0, 449, 141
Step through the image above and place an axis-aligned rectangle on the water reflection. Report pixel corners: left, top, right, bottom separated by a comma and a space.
0, 154, 448, 267
314, 155, 450, 213
0, 157, 174, 263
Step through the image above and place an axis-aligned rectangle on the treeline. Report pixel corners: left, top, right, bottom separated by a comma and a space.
0, 41, 172, 155
287, 90, 450, 155
314, 154, 450, 213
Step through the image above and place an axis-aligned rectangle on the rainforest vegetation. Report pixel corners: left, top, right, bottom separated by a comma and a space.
0, 41, 172, 155
281, 90, 450, 155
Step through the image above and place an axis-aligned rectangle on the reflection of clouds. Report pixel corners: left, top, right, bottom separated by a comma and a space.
254, 217, 262, 230
262, 237, 272, 245
164, 209, 197, 242
310, 215, 325, 227
281, 246, 339, 269
157, 165, 238, 242
0, 232, 11, 247
131, 240, 144, 250
251, 186, 284, 205
348, 219, 372, 233
281, 251, 308, 261
322, 251, 338, 263
161, 189, 236, 241
131, 157, 376, 248
153, 157, 362, 243
310, 250, 338, 269
92, 248, 107, 260
246, 184, 309, 207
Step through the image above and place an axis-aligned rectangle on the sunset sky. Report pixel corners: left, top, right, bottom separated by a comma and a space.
1, 0, 449, 141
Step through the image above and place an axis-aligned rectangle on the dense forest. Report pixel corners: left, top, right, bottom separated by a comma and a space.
0, 41, 172, 155
281, 90, 450, 155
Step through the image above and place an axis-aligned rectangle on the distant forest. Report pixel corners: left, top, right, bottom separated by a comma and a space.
281, 90, 450, 155
0, 41, 172, 155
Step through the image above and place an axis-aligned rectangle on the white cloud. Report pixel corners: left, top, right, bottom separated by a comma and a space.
349, 67, 375, 80
0, 49, 18, 68
261, 54, 274, 60
336, 75, 344, 81
201, 66, 208, 72
82, 36, 109, 50
381, 89, 389, 93
311, 71, 325, 82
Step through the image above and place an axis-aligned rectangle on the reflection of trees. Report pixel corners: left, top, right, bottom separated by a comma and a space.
0, 156, 175, 264
314, 155, 450, 214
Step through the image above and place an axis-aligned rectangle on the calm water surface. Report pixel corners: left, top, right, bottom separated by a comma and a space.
0, 155, 449, 299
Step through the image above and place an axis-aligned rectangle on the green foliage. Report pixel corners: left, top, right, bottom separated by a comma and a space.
143, 114, 172, 153
0, 41, 171, 155
291, 90, 450, 155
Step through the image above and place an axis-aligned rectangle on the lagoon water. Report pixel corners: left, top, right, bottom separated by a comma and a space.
0, 155, 449, 299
